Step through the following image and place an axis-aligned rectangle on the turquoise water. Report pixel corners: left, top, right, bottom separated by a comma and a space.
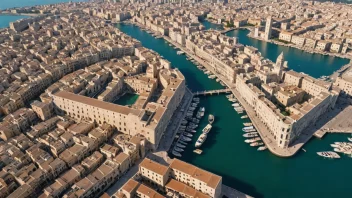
115, 24, 222, 92
114, 93, 139, 106
202, 21, 350, 78
0, 0, 83, 10
117, 23, 352, 198
0, 15, 29, 28
0, 0, 85, 28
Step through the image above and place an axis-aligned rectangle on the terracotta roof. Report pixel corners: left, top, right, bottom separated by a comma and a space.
169, 159, 221, 189
121, 179, 139, 194
140, 158, 169, 176
165, 179, 211, 198
137, 183, 165, 198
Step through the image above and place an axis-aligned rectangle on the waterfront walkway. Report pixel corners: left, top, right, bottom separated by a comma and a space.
193, 89, 231, 96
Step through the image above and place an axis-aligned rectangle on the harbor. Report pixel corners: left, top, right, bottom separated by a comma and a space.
117, 22, 352, 198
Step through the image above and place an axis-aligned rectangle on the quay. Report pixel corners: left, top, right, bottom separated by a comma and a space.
222, 185, 253, 198
158, 29, 306, 157
193, 89, 231, 96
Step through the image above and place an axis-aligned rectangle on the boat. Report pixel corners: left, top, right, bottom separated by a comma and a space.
232, 103, 240, 107
198, 107, 205, 117
193, 97, 200, 102
348, 137, 352, 142
195, 133, 207, 148
241, 115, 249, 119
243, 122, 253, 127
258, 146, 267, 151
192, 118, 200, 124
177, 51, 185, 55
174, 147, 184, 152
243, 133, 258, 138
172, 150, 182, 157
186, 129, 196, 133
244, 137, 261, 143
181, 120, 188, 125
243, 129, 257, 133
181, 136, 192, 142
176, 143, 186, 148
250, 142, 264, 147
189, 107, 196, 111
202, 124, 212, 134
178, 140, 188, 145
242, 126, 254, 132
183, 132, 193, 137
208, 114, 214, 124
317, 151, 340, 159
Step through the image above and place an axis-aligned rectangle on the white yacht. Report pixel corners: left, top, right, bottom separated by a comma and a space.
317, 151, 340, 159
243, 133, 258, 138
202, 124, 212, 134
245, 137, 261, 143
250, 142, 264, 147
198, 107, 205, 117
208, 114, 214, 124
195, 133, 207, 148
258, 146, 267, 151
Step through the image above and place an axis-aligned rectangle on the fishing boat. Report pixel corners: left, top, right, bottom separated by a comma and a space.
181, 136, 192, 142
244, 137, 261, 143
176, 143, 186, 148
258, 146, 267, 151
195, 133, 207, 148
202, 124, 212, 134
172, 150, 182, 157
250, 142, 264, 147
183, 132, 193, 137
174, 147, 184, 152
241, 115, 249, 119
317, 151, 340, 159
243, 133, 258, 138
208, 114, 214, 124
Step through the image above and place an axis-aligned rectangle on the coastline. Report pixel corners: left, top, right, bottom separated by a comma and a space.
206, 19, 352, 60
247, 29, 352, 60
0, 12, 40, 17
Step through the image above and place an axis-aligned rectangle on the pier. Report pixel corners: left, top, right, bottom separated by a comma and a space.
193, 89, 231, 96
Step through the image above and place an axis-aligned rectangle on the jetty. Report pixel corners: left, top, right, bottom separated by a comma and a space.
193, 89, 231, 96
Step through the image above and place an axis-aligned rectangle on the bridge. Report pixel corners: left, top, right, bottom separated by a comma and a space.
193, 89, 231, 96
